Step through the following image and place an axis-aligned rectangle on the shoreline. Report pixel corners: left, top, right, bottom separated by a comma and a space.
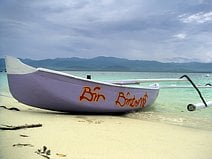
0, 93, 212, 159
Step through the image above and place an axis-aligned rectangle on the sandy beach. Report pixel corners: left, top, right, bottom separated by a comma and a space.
0, 96, 212, 159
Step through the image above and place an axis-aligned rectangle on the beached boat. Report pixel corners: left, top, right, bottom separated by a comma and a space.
5, 56, 212, 113
5, 56, 160, 113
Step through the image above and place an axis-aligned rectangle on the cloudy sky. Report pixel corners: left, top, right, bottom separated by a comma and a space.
0, 0, 212, 62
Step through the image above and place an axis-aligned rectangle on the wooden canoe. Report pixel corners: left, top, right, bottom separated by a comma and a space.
5, 56, 159, 113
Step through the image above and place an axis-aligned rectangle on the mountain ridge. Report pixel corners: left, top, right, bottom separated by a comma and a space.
0, 56, 212, 73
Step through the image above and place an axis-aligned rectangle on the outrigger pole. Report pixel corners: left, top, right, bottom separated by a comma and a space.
111, 78, 187, 85
180, 75, 212, 111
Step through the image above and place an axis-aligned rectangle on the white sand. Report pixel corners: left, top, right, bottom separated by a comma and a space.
0, 97, 212, 159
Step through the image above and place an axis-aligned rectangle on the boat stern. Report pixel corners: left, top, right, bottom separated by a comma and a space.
5, 56, 36, 74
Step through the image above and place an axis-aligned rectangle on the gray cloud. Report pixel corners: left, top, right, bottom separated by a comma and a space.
0, 0, 212, 62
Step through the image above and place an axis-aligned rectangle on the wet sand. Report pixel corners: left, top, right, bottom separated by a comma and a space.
0, 97, 212, 159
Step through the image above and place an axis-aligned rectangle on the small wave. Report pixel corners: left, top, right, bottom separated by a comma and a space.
0, 93, 12, 98
126, 111, 212, 131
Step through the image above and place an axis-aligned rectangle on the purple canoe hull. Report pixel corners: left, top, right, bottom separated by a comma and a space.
6, 56, 159, 113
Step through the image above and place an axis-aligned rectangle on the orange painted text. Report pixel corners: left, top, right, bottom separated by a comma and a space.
115, 92, 148, 108
80, 86, 106, 102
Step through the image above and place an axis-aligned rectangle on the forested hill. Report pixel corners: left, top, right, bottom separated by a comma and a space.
0, 56, 212, 73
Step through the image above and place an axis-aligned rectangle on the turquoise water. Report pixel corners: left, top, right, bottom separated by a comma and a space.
1, 71, 212, 130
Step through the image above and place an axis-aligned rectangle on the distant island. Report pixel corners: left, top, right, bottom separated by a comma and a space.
0, 56, 212, 73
